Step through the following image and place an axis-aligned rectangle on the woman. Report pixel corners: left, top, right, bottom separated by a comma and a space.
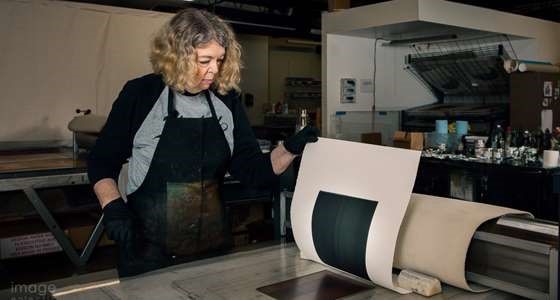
88, 8, 318, 277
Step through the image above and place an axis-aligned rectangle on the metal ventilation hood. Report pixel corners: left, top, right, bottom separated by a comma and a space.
321, 0, 560, 46
404, 35, 515, 103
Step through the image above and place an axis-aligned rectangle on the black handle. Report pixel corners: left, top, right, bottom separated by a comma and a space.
76, 109, 92, 115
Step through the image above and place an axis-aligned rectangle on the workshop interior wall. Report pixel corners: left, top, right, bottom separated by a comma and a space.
321, 0, 560, 139
0, 0, 169, 145
322, 33, 435, 138
0, 0, 279, 144
321, 35, 546, 140
5, 1, 553, 144
237, 34, 269, 126
95, 12, 168, 116
268, 41, 322, 109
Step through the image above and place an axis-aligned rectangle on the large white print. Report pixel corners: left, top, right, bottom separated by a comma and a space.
290, 138, 421, 293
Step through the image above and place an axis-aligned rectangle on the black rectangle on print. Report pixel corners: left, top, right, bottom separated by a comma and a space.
312, 191, 377, 279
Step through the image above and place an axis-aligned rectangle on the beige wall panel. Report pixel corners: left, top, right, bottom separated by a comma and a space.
0, 1, 109, 143
0, 0, 279, 142
0, 1, 15, 39
237, 34, 269, 126
269, 47, 321, 107
0, 0, 173, 144
96, 13, 170, 115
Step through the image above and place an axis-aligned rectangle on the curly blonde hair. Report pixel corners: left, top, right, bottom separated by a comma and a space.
150, 8, 241, 95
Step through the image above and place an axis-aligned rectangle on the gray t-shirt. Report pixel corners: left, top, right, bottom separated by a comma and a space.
126, 87, 234, 194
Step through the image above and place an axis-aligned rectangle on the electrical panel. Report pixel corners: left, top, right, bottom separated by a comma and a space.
340, 78, 356, 104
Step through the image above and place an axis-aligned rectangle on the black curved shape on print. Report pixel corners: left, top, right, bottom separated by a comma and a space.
311, 191, 377, 279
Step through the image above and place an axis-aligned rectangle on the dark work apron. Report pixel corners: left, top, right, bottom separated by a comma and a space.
122, 88, 231, 276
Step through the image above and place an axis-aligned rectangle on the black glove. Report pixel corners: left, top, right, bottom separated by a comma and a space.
102, 198, 139, 264
284, 126, 319, 155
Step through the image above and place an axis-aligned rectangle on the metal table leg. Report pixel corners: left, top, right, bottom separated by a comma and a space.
279, 191, 293, 239
280, 191, 286, 237
23, 188, 104, 267
550, 249, 558, 300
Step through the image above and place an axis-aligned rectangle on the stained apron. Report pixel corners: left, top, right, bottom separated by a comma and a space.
122, 88, 231, 276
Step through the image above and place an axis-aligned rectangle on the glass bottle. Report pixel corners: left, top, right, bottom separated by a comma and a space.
490, 124, 504, 160
522, 130, 531, 147
332, 111, 346, 139
504, 126, 512, 158
543, 128, 552, 151
534, 129, 544, 156
295, 109, 308, 133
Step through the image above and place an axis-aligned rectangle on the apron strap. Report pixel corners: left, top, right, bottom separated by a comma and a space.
166, 87, 179, 120
205, 90, 219, 121
204, 90, 230, 152
166, 88, 229, 154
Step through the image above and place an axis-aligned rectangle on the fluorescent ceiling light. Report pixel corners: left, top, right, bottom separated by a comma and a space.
287, 39, 321, 46
225, 19, 296, 31
386, 34, 458, 45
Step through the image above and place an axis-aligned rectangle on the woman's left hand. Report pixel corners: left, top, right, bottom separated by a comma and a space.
284, 126, 319, 155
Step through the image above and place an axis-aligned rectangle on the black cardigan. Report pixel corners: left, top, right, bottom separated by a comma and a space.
88, 73, 277, 188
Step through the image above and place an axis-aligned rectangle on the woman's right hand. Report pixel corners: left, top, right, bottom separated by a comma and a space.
102, 198, 138, 260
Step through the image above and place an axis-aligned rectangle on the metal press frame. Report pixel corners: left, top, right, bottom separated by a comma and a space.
467, 231, 558, 300
0, 172, 104, 267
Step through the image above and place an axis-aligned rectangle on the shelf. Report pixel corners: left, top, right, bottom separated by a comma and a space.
0, 211, 100, 239
284, 77, 321, 112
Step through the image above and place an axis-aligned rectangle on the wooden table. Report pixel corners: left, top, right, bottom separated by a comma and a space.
55, 243, 522, 299
0, 150, 104, 267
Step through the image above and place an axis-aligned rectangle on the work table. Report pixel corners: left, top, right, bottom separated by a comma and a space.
55, 243, 521, 299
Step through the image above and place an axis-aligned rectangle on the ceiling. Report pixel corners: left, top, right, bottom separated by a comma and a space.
64, 0, 560, 40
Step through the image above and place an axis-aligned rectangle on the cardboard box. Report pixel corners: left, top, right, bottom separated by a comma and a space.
361, 132, 382, 145
393, 131, 424, 150
328, 0, 350, 11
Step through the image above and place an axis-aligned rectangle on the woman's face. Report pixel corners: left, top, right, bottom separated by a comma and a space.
188, 40, 225, 93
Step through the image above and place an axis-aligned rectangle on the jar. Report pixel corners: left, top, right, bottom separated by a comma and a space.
331, 111, 346, 139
